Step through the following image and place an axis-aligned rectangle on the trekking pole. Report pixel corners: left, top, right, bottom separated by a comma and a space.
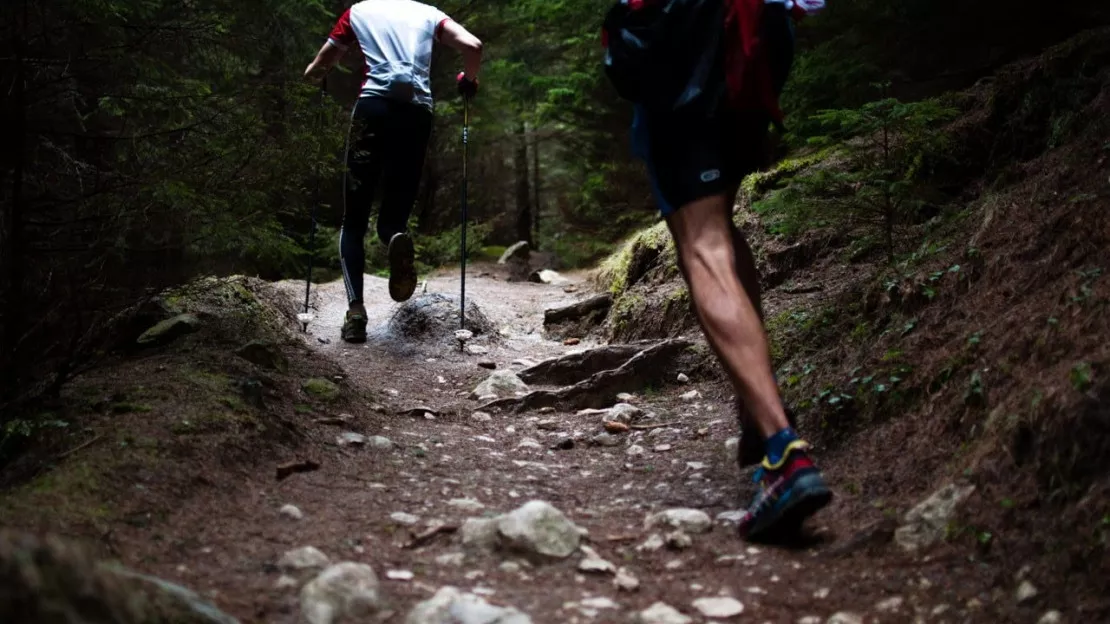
459, 94, 470, 331
299, 77, 328, 333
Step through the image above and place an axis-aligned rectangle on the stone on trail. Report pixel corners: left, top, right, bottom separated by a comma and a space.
406, 586, 532, 624
715, 511, 745, 526
875, 596, 904, 612
478, 360, 497, 370
300, 562, 382, 624
435, 552, 467, 567
496, 501, 584, 560
386, 570, 415, 581
470, 370, 529, 400
448, 498, 486, 512
336, 432, 367, 447
390, 512, 421, 526
676, 373, 690, 384
614, 567, 640, 592
626, 445, 646, 457
680, 390, 701, 401
529, 269, 569, 285
577, 545, 616, 574
466, 344, 489, 356
279, 546, 331, 572
591, 432, 623, 447
471, 411, 493, 422
825, 613, 864, 624
665, 531, 693, 550
367, 435, 394, 450
645, 509, 712, 534
636, 534, 665, 553
235, 340, 288, 372
797, 617, 823, 624
1038, 611, 1063, 624
137, 313, 202, 346
460, 518, 500, 552
275, 575, 299, 590
638, 602, 693, 624
279, 504, 304, 521
724, 438, 740, 465
606, 403, 643, 424
894, 483, 976, 551
691, 596, 744, 618
1016, 580, 1039, 604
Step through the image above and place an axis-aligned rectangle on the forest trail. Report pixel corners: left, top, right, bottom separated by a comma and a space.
102, 264, 1054, 624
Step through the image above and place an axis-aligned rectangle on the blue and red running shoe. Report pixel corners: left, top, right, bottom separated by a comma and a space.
737, 440, 832, 541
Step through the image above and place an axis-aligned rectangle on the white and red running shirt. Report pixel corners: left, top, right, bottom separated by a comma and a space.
327, 0, 451, 110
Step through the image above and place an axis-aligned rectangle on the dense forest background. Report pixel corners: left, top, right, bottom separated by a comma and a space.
2, 0, 1108, 415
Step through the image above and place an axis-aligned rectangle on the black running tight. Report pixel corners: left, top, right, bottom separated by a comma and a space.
340, 96, 432, 305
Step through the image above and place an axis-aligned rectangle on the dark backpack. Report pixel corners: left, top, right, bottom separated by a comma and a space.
602, 0, 792, 122
602, 0, 726, 114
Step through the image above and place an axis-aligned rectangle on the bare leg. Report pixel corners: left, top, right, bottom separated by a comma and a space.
666, 193, 788, 438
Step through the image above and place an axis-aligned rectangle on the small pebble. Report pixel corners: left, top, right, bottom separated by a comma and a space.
279, 504, 303, 521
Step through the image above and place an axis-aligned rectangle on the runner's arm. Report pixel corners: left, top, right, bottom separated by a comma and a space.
305, 9, 356, 83
438, 19, 483, 79
304, 41, 345, 83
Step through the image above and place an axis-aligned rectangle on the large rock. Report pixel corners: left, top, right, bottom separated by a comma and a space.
406, 586, 532, 624
387, 293, 493, 343
301, 562, 383, 624
235, 340, 288, 372
496, 501, 584, 560
459, 517, 500, 552
470, 370, 529, 400
894, 483, 976, 551
0, 531, 238, 623
137, 313, 202, 346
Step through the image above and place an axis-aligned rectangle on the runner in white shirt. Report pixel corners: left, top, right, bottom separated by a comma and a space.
304, 1, 482, 343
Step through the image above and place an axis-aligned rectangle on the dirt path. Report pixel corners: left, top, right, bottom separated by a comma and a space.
121, 266, 1042, 623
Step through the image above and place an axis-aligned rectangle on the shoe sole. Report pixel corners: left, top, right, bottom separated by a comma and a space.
342, 330, 367, 344
388, 233, 417, 303
745, 472, 833, 542
342, 317, 368, 344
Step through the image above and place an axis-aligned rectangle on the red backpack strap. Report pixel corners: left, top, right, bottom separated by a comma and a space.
723, 0, 784, 123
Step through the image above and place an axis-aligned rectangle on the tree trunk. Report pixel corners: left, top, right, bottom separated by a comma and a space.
513, 120, 532, 245
531, 127, 541, 250
2, 3, 28, 403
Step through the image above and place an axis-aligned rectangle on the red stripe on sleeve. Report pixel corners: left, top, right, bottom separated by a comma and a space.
328, 9, 356, 47
435, 18, 450, 41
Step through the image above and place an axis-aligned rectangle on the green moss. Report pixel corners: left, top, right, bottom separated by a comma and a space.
169, 411, 240, 435
181, 367, 230, 393
596, 221, 672, 296
740, 149, 831, 199
111, 402, 153, 414
302, 378, 340, 401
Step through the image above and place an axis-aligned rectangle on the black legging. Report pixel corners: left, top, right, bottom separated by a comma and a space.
340, 96, 433, 305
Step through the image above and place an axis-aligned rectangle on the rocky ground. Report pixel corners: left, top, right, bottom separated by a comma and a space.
97, 264, 1061, 624
0, 262, 1073, 624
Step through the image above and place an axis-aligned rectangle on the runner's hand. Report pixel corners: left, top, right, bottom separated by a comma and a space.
457, 72, 479, 98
